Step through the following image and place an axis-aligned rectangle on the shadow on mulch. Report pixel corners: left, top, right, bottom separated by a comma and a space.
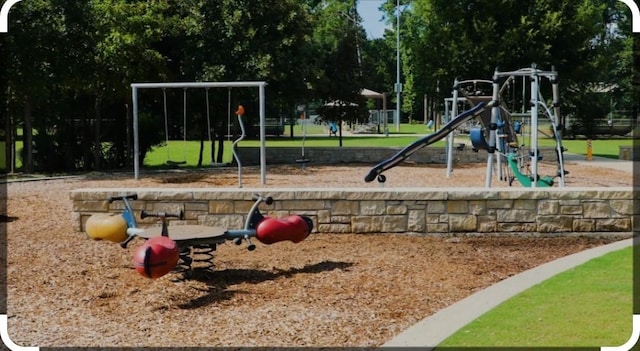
175, 260, 354, 309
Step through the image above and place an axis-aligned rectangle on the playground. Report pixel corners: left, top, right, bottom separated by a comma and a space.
4, 158, 633, 347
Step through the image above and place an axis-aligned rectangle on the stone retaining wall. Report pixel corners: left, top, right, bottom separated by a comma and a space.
71, 187, 634, 236
235, 146, 560, 165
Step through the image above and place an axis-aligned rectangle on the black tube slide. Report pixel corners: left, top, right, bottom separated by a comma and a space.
364, 102, 488, 182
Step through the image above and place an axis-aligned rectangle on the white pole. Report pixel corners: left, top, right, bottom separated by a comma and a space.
551, 73, 565, 186
132, 86, 140, 180
486, 70, 501, 188
447, 84, 459, 178
227, 88, 231, 142
259, 84, 267, 185
530, 66, 539, 187
395, 0, 401, 132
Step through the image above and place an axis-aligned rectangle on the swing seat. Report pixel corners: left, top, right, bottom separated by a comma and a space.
295, 158, 310, 164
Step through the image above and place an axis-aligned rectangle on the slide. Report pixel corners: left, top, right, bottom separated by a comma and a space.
507, 153, 554, 187
364, 102, 489, 182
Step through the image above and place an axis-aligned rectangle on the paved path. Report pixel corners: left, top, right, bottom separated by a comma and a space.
562, 152, 634, 174
382, 238, 636, 348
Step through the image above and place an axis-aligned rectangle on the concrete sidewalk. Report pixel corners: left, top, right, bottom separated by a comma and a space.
562, 152, 635, 174
382, 238, 635, 348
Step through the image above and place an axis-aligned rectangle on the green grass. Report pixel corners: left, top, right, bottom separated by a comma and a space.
0, 124, 634, 170
143, 136, 444, 167
538, 138, 634, 159
437, 246, 633, 348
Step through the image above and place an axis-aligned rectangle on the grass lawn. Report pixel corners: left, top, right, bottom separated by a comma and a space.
143, 134, 631, 167
539, 138, 633, 159
0, 125, 634, 170
437, 246, 633, 348
143, 135, 444, 167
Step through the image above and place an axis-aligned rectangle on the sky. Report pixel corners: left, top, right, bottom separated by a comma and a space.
357, 0, 388, 39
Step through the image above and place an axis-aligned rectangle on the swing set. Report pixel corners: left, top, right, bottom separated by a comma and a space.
160, 87, 238, 167
131, 81, 269, 183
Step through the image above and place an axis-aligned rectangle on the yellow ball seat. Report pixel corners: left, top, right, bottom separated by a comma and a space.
85, 213, 128, 243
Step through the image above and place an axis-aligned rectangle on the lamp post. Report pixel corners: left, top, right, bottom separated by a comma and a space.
395, 0, 401, 132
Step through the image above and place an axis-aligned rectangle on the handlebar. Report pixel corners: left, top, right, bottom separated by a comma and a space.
252, 194, 273, 205
140, 210, 184, 220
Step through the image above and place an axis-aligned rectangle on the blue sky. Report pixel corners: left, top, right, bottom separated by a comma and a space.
357, 0, 388, 39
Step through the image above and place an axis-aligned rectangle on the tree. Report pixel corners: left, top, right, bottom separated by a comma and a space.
310, 0, 368, 145
385, 0, 633, 129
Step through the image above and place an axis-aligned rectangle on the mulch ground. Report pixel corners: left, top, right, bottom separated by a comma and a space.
4, 162, 632, 347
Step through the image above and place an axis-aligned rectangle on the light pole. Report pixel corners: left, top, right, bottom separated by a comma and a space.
395, 0, 401, 132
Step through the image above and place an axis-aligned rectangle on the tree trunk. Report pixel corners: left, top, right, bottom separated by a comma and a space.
197, 130, 204, 167
634, 33, 639, 126
216, 131, 224, 163
23, 95, 33, 174
94, 96, 102, 171
4, 99, 13, 173
214, 133, 216, 164
125, 103, 131, 167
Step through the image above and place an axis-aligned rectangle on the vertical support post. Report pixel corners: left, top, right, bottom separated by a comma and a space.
259, 83, 267, 185
530, 65, 539, 187
551, 71, 566, 186
486, 70, 501, 188
132, 86, 140, 180
383, 93, 389, 137
395, 0, 401, 132
447, 80, 459, 178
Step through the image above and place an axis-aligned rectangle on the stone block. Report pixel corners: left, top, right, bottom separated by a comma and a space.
426, 214, 443, 224
331, 200, 359, 215
279, 200, 326, 211
560, 205, 582, 215
513, 199, 537, 210
537, 216, 573, 232
447, 201, 468, 214
573, 219, 595, 232
610, 200, 634, 215
595, 218, 631, 232
407, 210, 426, 232
360, 201, 386, 215
497, 209, 536, 223
317, 210, 331, 224
351, 216, 380, 233
387, 205, 408, 215
185, 202, 209, 212
477, 215, 497, 232
331, 216, 351, 224
583, 202, 612, 218
537, 200, 559, 215
449, 214, 477, 232
318, 224, 351, 233
351, 215, 406, 233
199, 214, 244, 229
497, 222, 537, 232
427, 201, 446, 214
74, 201, 109, 212
427, 223, 449, 233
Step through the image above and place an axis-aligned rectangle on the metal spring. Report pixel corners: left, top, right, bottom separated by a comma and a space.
170, 247, 195, 282
190, 244, 216, 271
